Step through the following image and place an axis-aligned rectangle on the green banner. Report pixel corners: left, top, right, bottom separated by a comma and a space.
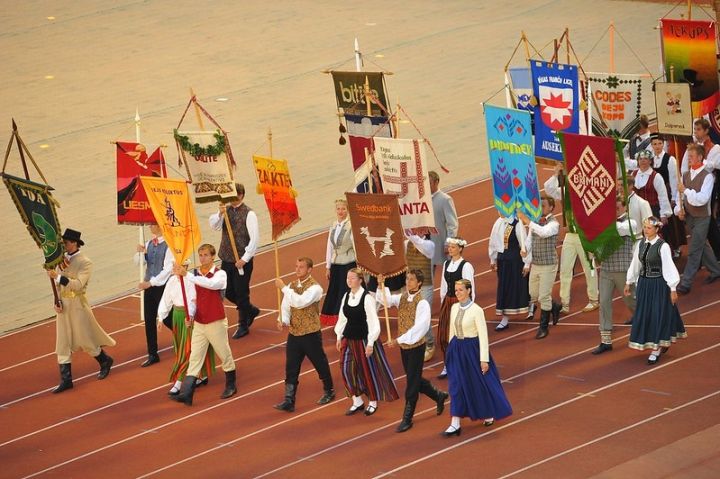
2, 173, 65, 268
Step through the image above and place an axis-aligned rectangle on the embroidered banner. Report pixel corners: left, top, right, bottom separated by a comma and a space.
661, 19, 719, 118
560, 132, 623, 262
508, 67, 534, 112
484, 105, 541, 222
116, 142, 166, 225
252, 155, 300, 240
2, 173, 65, 268
586, 73, 651, 138
140, 177, 202, 264
373, 137, 436, 235
531, 61, 580, 162
174, 130, 237, 203
331, 71, 389, 116
345, 192, 406, 278
654, 81, 694, 136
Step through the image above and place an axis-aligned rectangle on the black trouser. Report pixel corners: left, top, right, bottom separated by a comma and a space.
400, 343, 435, 402
143, 285, 166, 356
222, 259, 255, 325
285, 331, 333, 390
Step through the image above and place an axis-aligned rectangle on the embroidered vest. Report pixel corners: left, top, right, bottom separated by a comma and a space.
532, 217, 558, 266
288, 276, 321, 336
406, 242, 431, 283
639, 240, 665, 279
329, 221, 355, 265
397, 292, 425, 350
218, 204, 251, 263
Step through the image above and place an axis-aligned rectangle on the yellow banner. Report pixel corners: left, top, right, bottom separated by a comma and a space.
139, 177, 201, 264
253, 155, 300, 240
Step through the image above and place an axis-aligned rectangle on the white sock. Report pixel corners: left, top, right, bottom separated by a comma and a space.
445, 416, 461, 431
352, 395, 364, 407
499, 316, 509, 327
441, 366, 447, 375
368, 400, 377, 409
170, 380, 181, 392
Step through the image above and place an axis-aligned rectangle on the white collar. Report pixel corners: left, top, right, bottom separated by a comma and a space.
458, 300, 474, 310
645, 235, 660, 245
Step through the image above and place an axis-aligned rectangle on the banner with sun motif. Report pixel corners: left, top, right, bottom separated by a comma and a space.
560, 132, 623, 262
661, 19, 719, 118
140, 177, 201, 265
116, 142, 166, 225
252, 155, 300, 240
531, 61, 580, 162
484, 105, 541, 222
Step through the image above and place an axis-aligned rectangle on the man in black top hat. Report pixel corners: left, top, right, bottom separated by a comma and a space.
46, 229, 116, 393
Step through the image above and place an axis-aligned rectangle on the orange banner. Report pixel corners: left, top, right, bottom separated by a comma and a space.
253, 155, 300, 240
139, 177, 201, 264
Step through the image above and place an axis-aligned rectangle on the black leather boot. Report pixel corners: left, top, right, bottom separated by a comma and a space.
551, 302, 562, 325
536, 310, 550, 339
94, 350, 113, 379
53, 363, 73, 394
171, 376, 197, 406
274, 383, 297, 412
317, 376, 335, 404
232, 311, 249, 339
220, 370, 237, 399
396, 400, 417, 433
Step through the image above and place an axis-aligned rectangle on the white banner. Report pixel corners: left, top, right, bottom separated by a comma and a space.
374, 137, 436, 236
586, 73, 651, 138
174, 130, 237, 203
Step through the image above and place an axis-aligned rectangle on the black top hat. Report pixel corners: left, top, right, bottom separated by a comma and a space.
62, 228, 85, 246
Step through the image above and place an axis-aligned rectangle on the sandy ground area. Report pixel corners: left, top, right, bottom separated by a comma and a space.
0, 0, 684, 332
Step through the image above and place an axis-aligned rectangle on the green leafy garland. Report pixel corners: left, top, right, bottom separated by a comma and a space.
174, 129, 226, 157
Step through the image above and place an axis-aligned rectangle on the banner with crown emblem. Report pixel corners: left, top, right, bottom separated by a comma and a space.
531, 61, 580, 162
173, 130, 237, 203
484, 105, 541, 222
560, 132, 623, 262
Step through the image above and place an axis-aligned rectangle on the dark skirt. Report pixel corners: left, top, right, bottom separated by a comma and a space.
629, 276, 688, 351
339, 338, 399, 402
320, 261, 356, 326
495, 251, 530, 315
446, 337, 512, 421
437, 296, 459, 358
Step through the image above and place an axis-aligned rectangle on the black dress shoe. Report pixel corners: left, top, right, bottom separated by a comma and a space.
703, 275, 720, 285
232, 326, 249, 339
676, 285, 690, 295
495, 322, 509, 331
140, 355, 160, 368
647, 353, 660, 365
364, 405, 377, 416
591, 343, 613, 355
247, 306, 260, 328
441, 426, 461, 437
345, 404, 365, 416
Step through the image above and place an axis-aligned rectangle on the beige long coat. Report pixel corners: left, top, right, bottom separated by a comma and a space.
55, 251, 115, 363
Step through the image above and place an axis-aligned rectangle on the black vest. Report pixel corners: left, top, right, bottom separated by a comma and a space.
654, 153, 671, 189
443, 259, 467, 298
342, 290, 369, 340
639, 239, 665, 279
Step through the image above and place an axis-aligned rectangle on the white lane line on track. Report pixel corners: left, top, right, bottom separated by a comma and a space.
371, 343, 720, 479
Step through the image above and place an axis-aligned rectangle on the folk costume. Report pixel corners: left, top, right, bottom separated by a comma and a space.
647, 147, 686, 254
405, 235, 437, 361
320, 218, 356, 326
275, 274, 335, 412
489, 216, 531, 325
210, 203, 260, 338
335, 287, 399, 415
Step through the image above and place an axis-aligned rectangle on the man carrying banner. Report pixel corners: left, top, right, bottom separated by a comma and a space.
134, 223, 173, 367
273, 257, 335, 412
47, 229, 115, 393
210, 183, 260, 339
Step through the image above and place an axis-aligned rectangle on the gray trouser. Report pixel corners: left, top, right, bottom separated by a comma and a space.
599, 270, 635, 332
420, 284, 435, 347
681, 215, 720, 288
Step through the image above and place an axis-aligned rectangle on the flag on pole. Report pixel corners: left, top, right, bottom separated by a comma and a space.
253, 155, 300, 240
560, 132, 623, 262
140, 177, 201, 264
174, 130, 237, 203
116, 142, 166, 224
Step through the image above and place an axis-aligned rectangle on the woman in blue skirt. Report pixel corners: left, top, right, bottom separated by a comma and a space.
625, 217, 687, 365
442, 279, 512, 436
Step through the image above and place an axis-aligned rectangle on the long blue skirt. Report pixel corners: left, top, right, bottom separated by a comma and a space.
446, 337, 512, 421
629, 276, 687, 350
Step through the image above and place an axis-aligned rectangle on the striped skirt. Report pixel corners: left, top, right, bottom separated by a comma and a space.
437, 296, 459, 359
339, 338, 399, 402
168, 307, 216, 382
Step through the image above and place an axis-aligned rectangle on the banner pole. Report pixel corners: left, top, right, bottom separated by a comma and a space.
364, 76, 372, 117
135, 108, 146, 321
609, 22, 615, 74
379, 277, 392, 342
268, 127, 282, 312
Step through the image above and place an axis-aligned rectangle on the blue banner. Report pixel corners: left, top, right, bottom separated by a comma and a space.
508, 67, 533, 112
531, 61, 579, 162
484, 105, 541, 221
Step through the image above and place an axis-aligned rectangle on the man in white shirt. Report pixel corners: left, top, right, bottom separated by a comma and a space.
625, 176, 653, 240
429, 171, 459, 271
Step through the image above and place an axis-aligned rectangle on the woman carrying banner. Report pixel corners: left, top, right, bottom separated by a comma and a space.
334, 268, 399, 416
489, 213, 531, 331
437, 237, 475, 378
157, 260, 215, 395
442, 279, 512, 437
624, 217, 686, 365
320, 198, 356, 326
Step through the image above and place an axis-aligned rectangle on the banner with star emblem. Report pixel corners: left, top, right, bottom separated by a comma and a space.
586, 73, 651, 138
560, 132, 623, 262
116, 142, 167, 225
484, 105, 541, 222
374, 137, 436, 236
531, 61, 580, 162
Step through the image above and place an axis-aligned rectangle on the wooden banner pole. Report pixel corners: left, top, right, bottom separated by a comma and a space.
379, 277, 392, 342
268, 127, 282, 312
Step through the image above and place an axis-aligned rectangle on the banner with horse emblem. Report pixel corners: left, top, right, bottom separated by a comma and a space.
560, 132, 623, 262
373, 137, 436, 236
484, 105, 541, 222
531, 61, 580, 162
2, 174, 65, 268
173, 130, 237, 203
116, 142, 166, 224
345, 192, 406, 278
252, 155, 300, 240
140, 177, 201, 264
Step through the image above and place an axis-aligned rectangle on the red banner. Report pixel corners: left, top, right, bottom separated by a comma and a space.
116, 142, 166, 225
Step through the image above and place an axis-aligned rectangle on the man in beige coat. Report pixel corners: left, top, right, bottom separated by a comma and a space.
46, 229, 115, 394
